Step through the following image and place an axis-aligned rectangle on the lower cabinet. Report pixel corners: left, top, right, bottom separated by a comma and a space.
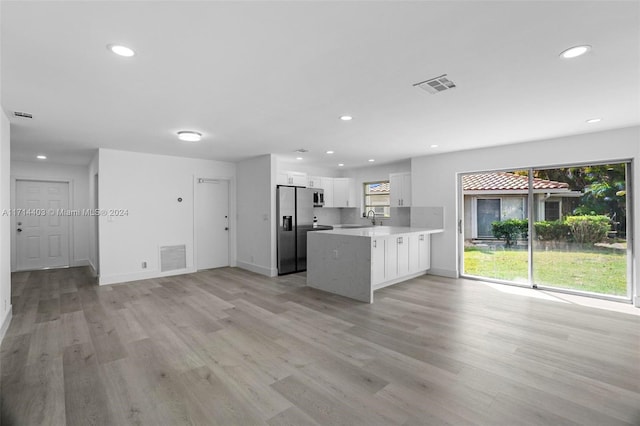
371, 233, 431, 288
371, 238, 386, 285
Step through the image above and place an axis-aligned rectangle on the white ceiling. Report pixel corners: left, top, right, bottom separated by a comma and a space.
2, 1, 639, 168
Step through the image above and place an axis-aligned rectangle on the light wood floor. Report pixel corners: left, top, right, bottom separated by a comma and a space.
1, 267, 639, 425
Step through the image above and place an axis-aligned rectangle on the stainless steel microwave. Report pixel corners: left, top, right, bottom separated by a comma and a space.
313, 189, 324, 207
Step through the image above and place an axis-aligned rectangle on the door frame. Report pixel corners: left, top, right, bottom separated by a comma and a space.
11, 177, 74, 272
192, 175, 235, 270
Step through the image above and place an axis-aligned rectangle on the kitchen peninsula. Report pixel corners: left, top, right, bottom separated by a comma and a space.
307, 226, 443, 303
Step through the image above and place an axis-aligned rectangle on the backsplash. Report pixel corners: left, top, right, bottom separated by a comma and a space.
340, 207, 410, 226
313, 207, 341, 225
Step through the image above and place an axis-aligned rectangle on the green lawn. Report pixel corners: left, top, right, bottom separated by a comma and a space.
464, 247, 627, 296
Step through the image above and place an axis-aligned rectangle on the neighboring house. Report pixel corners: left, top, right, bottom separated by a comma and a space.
462, 172, 582, 239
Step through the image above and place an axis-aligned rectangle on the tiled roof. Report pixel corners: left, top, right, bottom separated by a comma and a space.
462, 172, 570, 191
368, 182, 390, 193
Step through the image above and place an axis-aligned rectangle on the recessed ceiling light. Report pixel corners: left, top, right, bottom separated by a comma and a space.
296, 157, 303, 160
36, 155, 47, 160
340, 115, 353, 121
107, 44, 136, 57
338, 163, 344, 167
559, 45, 591, 59
326, 150, 335, 154
586, 118, 602, 124
430, 144, 439, 148
368, 159, 375, 162
177, 131, 202, 142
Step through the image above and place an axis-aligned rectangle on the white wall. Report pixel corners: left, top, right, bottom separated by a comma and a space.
0, 109, 12, 342
10, 161, 90, 271
88, 151, 99, 275
411, 126, 640, 306
236, 154, 276, 276
98, 149, 236, 285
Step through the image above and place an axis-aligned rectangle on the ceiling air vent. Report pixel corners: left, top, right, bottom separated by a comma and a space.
14, 111, 33, 119
413, 74, 456, 94
295, 148, 308, 153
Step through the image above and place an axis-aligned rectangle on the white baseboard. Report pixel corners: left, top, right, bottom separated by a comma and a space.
634, 296, 640, 308
0, 305, 12, 344
99, 267, 197, 286
427, 267, 458, 279
71, 259, 90, 268
236, 261, 277, 277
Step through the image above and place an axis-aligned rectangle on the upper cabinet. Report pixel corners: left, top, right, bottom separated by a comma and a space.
307, 176, 322, 188
277, 170, 307, 186
390, 172, 411, 207
333, 178, 355, 208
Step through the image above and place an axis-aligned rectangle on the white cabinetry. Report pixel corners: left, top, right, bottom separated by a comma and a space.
323, 177, 334, 207
278, 171, 307, 186
333, 178, 355, 207
370, 231, 430, 289
390, 172, 411, 207
307, 176, 322, 188
417, 233, 430, 271
371, 238, 386, 286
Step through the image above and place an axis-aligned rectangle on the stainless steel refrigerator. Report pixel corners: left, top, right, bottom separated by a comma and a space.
277, 185, 314, 275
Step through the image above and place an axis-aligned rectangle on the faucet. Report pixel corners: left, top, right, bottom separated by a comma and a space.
366, 209, 376, 226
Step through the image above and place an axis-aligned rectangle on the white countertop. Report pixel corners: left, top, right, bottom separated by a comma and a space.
314, 226, 443, 237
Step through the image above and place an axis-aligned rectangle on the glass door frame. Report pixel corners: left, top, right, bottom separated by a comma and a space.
458, 160, 633, 303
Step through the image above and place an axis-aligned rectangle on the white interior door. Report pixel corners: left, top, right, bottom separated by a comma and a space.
196, 179, 229, 270
16, 180, 70, 270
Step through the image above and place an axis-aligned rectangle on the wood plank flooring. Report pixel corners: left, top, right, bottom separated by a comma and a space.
1, 267, 639, 425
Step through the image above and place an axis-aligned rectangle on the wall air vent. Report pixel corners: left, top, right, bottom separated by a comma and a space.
413, 74, 456, 94
14, 111, 33, 119
160, 245, 186, 272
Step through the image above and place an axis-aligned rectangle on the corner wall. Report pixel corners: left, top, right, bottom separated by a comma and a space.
236, 154, 276, 276
411, 126, 640, 306
0, 109, 11, 342
98, 149, 236, 285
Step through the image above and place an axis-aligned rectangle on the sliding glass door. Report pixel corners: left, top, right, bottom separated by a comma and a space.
531, 163, 630, 297
461, 162, 631, 300
462, 170, 530, 285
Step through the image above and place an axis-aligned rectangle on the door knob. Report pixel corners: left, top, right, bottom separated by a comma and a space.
225, 227, 229, 231
17, 228, 22, 232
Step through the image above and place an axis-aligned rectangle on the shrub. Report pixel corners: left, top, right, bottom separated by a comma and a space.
534, 220, 570, 241
564, 215, 610, 244
492, 219, 528, 246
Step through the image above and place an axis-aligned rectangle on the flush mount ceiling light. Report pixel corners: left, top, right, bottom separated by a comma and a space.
107, 44, 135, 57
586, 118, 602, 124
368, 159, 375, 162
338, 163, 344, 167
326, 150, 335, 154
177, 131, 202, 142
559, 45, 591, 59
339, 115, 353, 121
36, 155, 47, 160
430, 144, 439, 148
296, 157, 303, 160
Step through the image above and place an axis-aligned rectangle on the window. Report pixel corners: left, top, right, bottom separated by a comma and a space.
364, 181, 390, 218
544, 201, 560, 221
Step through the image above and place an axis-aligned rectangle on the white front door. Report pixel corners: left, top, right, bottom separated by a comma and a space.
16, 180, 70, 270
196, 179, 229, 270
